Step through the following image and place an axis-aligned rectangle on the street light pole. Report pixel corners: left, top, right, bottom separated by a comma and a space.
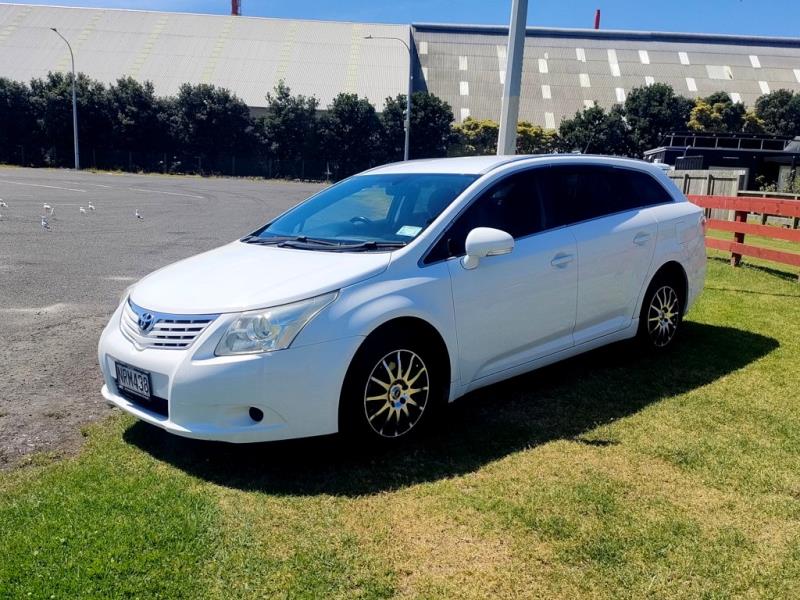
50, 27, 80, 170
497, 0, 529, 155
364, 34, 413, 161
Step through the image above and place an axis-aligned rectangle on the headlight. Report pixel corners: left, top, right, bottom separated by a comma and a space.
214, 291, 338, 356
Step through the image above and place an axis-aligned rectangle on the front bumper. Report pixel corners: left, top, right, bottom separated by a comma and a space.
98, 304, 364, 443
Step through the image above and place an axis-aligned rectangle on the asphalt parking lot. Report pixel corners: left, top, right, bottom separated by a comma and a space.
0, 166, 324, 466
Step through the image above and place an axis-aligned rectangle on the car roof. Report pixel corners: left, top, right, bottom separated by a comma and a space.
364, 155, 535, 175
364, 154, 666, 176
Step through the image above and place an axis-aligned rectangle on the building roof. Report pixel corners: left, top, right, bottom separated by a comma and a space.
0, 3, 410, 109
2, 4, 800, 129
413, 23, 800, 127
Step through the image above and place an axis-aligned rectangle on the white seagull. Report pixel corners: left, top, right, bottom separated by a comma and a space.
135, 209, 143, 220
79, 206, 87, 214
0, 200, 7, 208
88, 202, 95, 211
41, 216, 50, 230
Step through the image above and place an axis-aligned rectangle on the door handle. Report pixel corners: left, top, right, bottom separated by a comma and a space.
633, 232, 651, 246
550, 253, 574, 268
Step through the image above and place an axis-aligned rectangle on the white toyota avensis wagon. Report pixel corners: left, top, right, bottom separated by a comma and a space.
99, 155, 706, 443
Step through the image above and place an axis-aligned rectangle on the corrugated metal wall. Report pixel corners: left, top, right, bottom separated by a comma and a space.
414, 25, 800, 127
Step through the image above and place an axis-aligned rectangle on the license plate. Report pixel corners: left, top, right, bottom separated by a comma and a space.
115, 362, 152, 400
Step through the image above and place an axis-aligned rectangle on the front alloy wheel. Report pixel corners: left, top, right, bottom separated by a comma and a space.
363, 349, 429, 438
646, 285, 681, 348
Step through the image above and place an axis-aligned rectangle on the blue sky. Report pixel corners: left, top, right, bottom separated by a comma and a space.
8, 1, 799, 37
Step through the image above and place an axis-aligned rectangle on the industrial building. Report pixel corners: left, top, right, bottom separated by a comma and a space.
1, 3, 800, 128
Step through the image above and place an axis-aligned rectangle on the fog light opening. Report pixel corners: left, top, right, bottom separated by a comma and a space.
248, 407, 264, 422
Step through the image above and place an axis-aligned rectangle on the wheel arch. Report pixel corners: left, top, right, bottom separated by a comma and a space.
337, 315, 453, 433
643, 260, 689, 315
356, 316, 452, 384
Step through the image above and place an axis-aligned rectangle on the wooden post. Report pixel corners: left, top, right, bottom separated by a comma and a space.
731, 210, 747, 267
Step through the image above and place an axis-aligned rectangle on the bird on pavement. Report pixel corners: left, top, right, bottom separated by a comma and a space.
135, 209, 143, 220
88, 202, 95, 211
0, 200, 7, 208
79, 206, 87, 214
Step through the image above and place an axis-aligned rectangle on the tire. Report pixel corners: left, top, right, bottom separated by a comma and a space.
339, 326, 446, 443
637, 274, 684, 351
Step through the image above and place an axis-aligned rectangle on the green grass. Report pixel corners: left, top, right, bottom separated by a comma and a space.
2, 257, 800, 598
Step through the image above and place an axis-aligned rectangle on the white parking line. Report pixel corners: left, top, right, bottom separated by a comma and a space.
62, 181, 113, 189
0, 302, 73, 314
0, 180, 86, 192
128, 187, 204, 199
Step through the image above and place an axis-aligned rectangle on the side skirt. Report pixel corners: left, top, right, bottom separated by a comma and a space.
448, 318, 639, 401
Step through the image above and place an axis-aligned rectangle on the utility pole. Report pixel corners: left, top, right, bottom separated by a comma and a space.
364, 33, 413, 161
50, 28, 80, 170
497, 0, 529, 156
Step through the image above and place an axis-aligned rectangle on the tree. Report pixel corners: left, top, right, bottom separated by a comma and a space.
319, 93, 383, 178
516, 121, 558, 154
450, 118, 500, 155
107, 77, 166, 153
623, 83, 694, 156
558, 103, 634, 156
687, 92, 746, 132
754, 89, 800, 137
29, 71, 112, 166
0, 77, 34, 164
742, 109, 765, 133
171, 83, 255, 167
257, 80, 319, 162
381, 92, 454, 160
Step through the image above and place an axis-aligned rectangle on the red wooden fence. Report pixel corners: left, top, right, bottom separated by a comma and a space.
687, 194, 800, 279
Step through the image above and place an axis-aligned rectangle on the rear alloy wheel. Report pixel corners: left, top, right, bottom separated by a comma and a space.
363, 349, 429, 438
639, 278, 683, 350
647, 285, 680, 347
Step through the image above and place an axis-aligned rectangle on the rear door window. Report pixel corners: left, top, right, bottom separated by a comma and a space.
541, 165, 671, 227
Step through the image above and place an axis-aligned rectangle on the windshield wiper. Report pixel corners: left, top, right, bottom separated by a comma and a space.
327, 241, 407, 251
242, 235, 405, 251
241, 235, 338, 247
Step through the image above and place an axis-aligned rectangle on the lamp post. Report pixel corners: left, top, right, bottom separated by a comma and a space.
497, 0, 529, 155
50, 27, 80, 170
364, 34, 413, 161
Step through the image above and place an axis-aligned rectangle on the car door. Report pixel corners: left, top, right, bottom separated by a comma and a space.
425, 169, 578, 385
542, 165, 658, 345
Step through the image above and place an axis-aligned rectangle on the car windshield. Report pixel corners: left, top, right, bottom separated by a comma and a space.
247, 173, 478, 250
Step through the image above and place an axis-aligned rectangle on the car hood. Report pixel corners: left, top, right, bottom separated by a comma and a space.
130, 241, 391, 314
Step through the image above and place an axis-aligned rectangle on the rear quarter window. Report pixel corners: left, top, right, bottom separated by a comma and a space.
619, 169, 675, 208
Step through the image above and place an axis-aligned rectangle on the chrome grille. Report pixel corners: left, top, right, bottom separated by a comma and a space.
120, 300, 219, 350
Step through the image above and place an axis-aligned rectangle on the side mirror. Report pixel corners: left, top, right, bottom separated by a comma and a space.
461, 227, 514, 270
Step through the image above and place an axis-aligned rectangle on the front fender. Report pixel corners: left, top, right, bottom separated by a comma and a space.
295, 268, 460, 385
